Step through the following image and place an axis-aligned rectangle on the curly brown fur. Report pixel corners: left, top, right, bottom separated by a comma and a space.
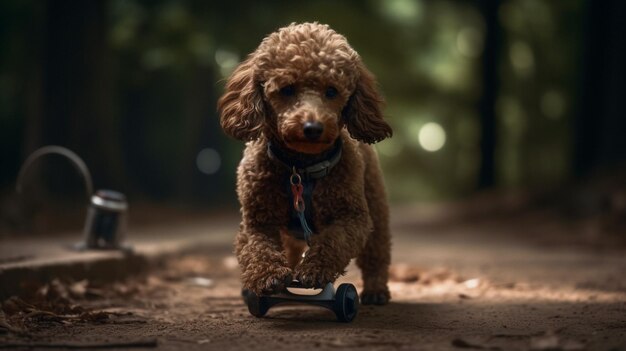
218, 22, 392, 305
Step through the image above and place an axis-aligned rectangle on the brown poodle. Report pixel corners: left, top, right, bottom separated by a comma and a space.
218, 22, 393, 305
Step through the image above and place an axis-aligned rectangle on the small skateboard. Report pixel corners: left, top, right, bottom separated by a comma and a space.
242, 281, 359, 322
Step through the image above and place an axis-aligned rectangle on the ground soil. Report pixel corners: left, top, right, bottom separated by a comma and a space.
1, 207, 625, 351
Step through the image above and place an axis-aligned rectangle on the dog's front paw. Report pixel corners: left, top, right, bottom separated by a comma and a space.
293, 262, 341, 289
361, 288, 390, 305
244, 266, 292, 295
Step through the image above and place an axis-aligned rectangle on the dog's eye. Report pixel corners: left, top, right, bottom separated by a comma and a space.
279, 85, 296, 97
325, 87, 338, 99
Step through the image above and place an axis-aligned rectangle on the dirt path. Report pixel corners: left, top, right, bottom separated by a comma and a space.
1, 214, 625, 350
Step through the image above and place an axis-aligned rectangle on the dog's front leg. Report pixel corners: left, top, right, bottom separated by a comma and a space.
236, 227, 292, 295
293, 215, 370, 288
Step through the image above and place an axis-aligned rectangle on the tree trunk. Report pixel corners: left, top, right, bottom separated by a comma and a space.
574, 0, 626, 177
477, 0, 500, 189
40, 0, 123, 193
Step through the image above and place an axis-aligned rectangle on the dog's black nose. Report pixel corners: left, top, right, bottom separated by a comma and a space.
303, 121, 324, 140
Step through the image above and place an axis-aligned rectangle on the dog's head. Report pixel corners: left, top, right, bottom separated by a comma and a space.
218, 22, 392, 154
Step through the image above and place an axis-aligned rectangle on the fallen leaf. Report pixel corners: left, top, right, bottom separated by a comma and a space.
463, 278, 481, 289
222, 256, 239, 270
69, 280, 88, 298
186, 277, 214, 288
389, 263, 422, 283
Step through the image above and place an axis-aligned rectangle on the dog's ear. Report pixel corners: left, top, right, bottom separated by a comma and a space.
342, 63, 392, 144
218, 56, 265, 141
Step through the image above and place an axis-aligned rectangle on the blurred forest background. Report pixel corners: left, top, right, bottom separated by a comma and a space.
1, 0, 625, 234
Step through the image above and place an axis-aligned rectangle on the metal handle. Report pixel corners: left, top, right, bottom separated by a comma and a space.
16, 145, 93, 200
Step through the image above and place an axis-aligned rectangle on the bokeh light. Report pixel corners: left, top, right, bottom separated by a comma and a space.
509, 41, 534, 76
215, 49, 239, 77
541, 89, 566, 120
418, 122, 446, 152
196, 148, 221, 175
380, 0, 423, 25
456, 27, 483, 58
